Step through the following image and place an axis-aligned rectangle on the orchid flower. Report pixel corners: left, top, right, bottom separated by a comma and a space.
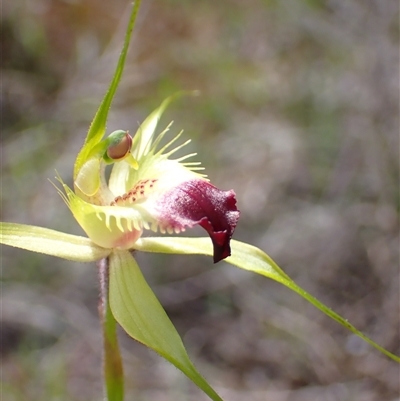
66, 94, 239, 263
1, 2, 398, 401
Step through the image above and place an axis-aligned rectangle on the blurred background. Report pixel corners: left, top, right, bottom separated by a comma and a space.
2, 0, 399, 400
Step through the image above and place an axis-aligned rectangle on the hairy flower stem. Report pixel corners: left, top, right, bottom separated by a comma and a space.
98, 258, 124, 401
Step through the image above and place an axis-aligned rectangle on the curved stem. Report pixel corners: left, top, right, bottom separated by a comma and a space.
98, 257, 124, 401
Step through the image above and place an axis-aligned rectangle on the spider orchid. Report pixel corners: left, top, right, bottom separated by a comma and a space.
62, 95, 239, 263
1, 2, 398, 401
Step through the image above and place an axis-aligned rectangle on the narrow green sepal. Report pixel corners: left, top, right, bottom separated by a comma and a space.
109, 250, 224, 401
74, 0, 142, 180
134, 236, 400, 363
0, 222, 110, 262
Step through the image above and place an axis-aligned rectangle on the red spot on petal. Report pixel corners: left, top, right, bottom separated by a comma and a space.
111, 179, 159, 206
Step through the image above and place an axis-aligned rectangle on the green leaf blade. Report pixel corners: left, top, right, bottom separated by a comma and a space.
109, 250, 224, 401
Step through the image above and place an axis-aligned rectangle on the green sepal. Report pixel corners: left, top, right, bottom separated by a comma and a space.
74, 0, 142, 180
134, 236, 400, 363
0, 222, 110, 262
109, 250, 224, 401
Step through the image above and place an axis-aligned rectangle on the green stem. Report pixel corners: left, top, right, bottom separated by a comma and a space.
98, 258, 124, 401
